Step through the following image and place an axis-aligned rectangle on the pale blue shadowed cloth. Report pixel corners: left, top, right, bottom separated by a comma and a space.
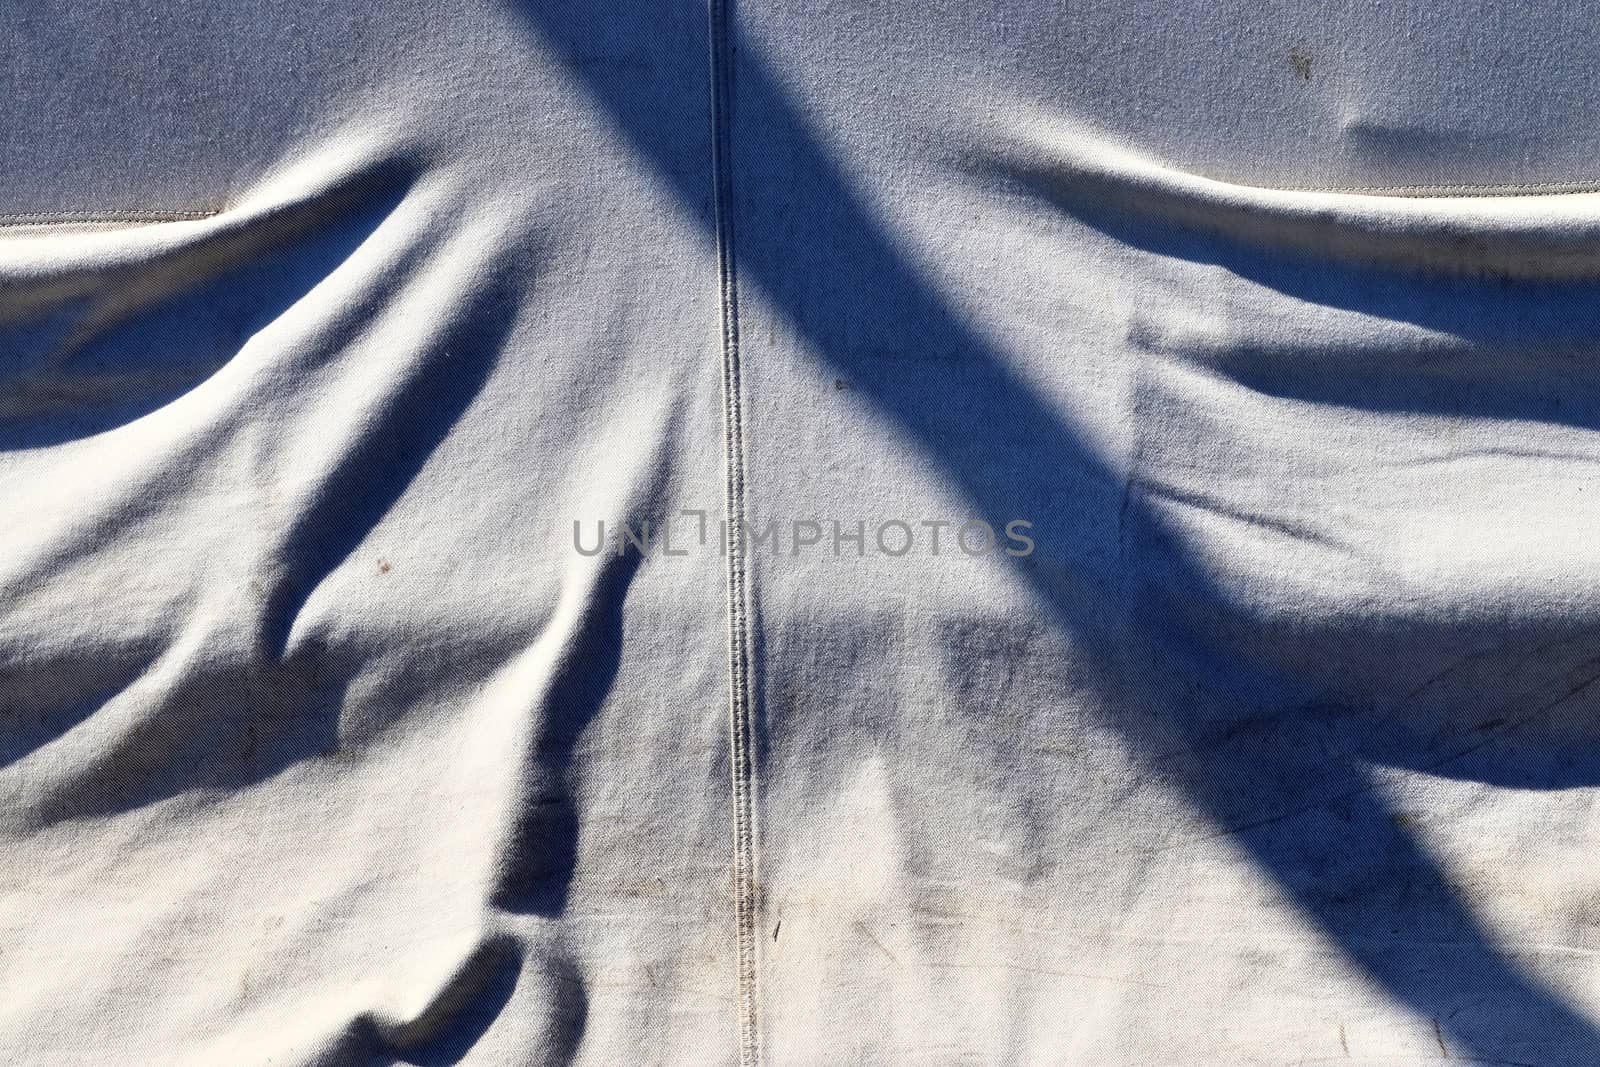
4, 2, 1600, 1063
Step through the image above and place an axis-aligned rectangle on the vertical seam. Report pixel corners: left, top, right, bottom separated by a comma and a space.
707, 0, 761, 1064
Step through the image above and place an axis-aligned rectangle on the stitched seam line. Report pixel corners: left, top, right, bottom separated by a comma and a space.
0, 209, 217, 226
707, 0, 761, 1064
1193, 175, 1600, 198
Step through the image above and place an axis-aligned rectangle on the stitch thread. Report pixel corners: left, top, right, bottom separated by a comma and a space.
1189, 174, 1600, 198
707, 0, 761, 1063
0, 209, 217, 227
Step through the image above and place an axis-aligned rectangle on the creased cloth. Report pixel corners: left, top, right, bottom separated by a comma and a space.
5, 2, 1600, 1064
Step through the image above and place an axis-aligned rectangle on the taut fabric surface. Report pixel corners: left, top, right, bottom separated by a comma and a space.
5, 2, 1600, 1064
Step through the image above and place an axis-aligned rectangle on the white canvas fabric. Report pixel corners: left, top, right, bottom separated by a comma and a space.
5, 1, 1600, 1064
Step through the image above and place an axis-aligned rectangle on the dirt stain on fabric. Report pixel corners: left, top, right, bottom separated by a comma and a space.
1290, 46, 1314, 81
854, 921, 900, 966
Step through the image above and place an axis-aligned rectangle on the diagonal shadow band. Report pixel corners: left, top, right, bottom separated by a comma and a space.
510, 0, 1600, 1058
